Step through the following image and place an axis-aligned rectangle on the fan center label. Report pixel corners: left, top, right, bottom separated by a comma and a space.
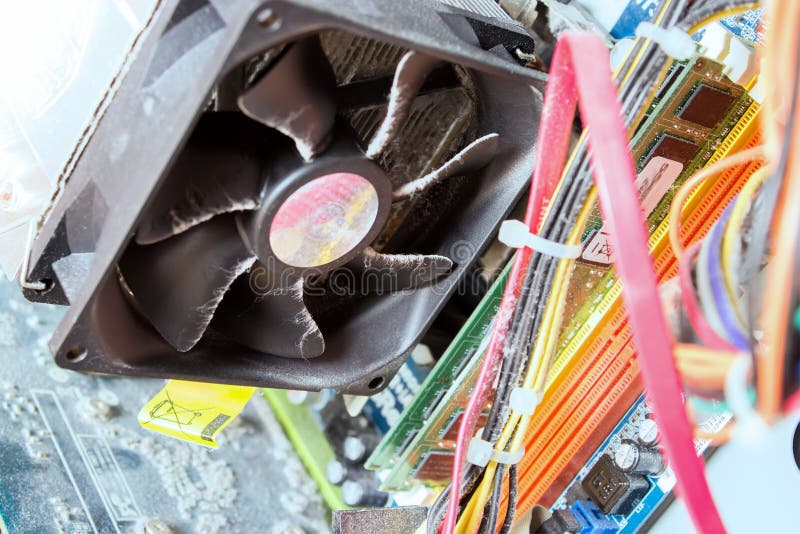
270, 172, 379, 268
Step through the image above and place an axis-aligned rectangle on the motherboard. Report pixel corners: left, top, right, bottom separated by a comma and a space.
2, 1, 799, 534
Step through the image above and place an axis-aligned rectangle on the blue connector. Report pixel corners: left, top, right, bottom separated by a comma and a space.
571, 500, 619, 534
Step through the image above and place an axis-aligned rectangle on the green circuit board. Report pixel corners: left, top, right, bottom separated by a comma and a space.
365, 264, 509, 473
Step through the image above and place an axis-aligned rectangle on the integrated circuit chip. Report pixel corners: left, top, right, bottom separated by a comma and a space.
678, 84, 736, 129
441, 411, 490, 440
581, 455, 649, 515
655, 64, 686, 102
414, 451, 455, 481
582, 455, 630, 514
644, 134, 699, 167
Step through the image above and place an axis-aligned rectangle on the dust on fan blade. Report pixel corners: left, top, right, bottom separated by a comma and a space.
238, 35, 337, 161
392, 133, 501, 200
119, 214, 255, 352
344, 247, 453, 294
135, 113, 269, 245
366, 51, 443, 158
213, 274, 325, 358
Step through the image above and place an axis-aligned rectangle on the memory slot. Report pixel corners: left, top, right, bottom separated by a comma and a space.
554, 108, 762, 376
516, 342, 639, 512
511, 155, 762, 517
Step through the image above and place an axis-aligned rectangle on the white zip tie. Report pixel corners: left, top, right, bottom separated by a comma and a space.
498, 220, 581, 259
635, 22, 697, 61
467, 434, 524, 468
510, 387, 541, 416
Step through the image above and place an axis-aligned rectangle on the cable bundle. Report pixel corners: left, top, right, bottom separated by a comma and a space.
431, 1, 764, 533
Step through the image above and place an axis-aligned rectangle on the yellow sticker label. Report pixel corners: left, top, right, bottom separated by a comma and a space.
138, 380, 255, 448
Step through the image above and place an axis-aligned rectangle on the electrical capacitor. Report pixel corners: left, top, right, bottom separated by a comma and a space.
342, 436, 369, 463
325, 459, 348, 485
637, 418, 659, 447
341, 480, 389, 507
614, 440, 665, 476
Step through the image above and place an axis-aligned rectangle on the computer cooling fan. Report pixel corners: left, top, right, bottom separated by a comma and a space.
22, 0, 544, 394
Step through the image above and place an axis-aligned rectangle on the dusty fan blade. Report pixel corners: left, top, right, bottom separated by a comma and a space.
136, 113, 269, 245
119, 214, 255, 352
343, 247, 453, 294
366, 51, 442, 158
213, 274, 325, 359
392, 133, 500, 201
238, 36, 337, 161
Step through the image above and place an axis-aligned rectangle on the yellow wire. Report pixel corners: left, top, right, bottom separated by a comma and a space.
720, 167, 769, 321
457, 226, 580, 534
457, 190, 595, 534
674, 343, 739, 389
687, 5, 759, 34
668, 146, 767, 260
454, 125, 594, 534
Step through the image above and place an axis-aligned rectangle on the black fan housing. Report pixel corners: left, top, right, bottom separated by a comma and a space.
22, 0, 545, 394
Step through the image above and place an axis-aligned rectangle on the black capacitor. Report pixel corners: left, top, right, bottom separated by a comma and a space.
342, 436, 369, 463
611, 473, 650, 516
614, 440, 665, 476
626, 474, 651, 493
325, 459, 348, 485
341, 480, 389, 507
637, 417, 659, 447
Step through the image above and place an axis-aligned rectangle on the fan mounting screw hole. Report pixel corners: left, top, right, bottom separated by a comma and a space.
34, 278, 54, 294
368, 376, 384, 390
257, 8, 280, 30
65, 346, 88, 363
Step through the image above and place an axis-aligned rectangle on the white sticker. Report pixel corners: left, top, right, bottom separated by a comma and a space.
656, 467, 677, 492
581, 157, 683, 264
637, 156, 684, 217
582, 230, 614, 264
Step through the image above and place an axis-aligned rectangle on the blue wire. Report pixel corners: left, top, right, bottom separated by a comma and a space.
705, 202, 749, 349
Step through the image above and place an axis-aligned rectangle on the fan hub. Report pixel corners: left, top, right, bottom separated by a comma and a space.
269, 172, 380, 268
241, 128, 393, 277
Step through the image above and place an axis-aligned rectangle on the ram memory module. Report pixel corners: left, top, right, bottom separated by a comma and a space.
365, 264, 509, 471
559, 56, 749, 339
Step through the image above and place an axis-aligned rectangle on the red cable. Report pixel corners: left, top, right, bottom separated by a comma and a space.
444, 31, 725, 534
441, 32, 577, 534
679, 240, 740, 352
784, 388, 800, 413
560, 32, 725, 533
